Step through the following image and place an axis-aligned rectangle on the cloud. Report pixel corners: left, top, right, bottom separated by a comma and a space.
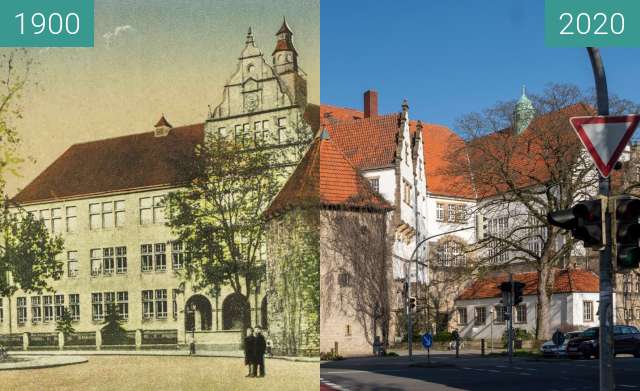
103, 25, 136, 47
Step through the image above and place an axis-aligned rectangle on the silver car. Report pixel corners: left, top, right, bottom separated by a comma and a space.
540, 331, 582, 357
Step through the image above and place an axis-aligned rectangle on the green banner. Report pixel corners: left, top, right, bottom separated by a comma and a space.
545, 0, 640, 47
0, 0, 94, 47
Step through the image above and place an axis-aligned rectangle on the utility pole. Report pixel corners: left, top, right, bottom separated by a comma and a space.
508, 273, 513, 364
406, 261, 413, 361
587, 46, 614, 391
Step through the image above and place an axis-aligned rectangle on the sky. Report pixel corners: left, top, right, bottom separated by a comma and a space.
5, 0, 319, 196
321, 0, 640, 128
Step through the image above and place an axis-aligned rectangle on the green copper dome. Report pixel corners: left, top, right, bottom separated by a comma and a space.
514, 85, 535, 134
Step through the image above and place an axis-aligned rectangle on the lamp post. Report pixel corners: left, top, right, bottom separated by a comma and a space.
187, 303, 196, 355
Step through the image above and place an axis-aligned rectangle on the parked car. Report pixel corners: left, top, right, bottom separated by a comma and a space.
567, 325, 640, 359
540, 331, 582, 357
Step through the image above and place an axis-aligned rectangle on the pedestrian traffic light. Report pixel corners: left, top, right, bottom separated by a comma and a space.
512, 282, 525, 305
408, 296, 416, 312
547, 199, 603, 249
614, 195, 640, 270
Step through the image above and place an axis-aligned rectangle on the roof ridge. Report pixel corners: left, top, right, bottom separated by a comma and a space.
69, 122, 204, 148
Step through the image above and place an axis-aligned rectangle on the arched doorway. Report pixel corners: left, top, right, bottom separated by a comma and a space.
222, 293, 250, 330
260, 296, 268, 329
185, 295, 212, 331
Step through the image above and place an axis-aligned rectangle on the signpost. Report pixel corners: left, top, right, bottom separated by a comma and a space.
422, 332, 432, 363
569, 114, 640, 177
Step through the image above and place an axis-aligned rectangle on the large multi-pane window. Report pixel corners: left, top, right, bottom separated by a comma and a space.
515, 304, 527, 323
141, 244, 153, 271
437, 241, 464, 267
69, 294, 80, 321
155, 243, 167, 271
39, 209, 51, 231
153, 196, 165, 224
115, 201, 125, 227
142, 290, 154, 319
436, 203, 445, 222
140, 196, 165, 225
172, 242, 186, 270
103, 248, 115, 275
495, 305, 506, 323
51, 208, 63, 233
584, 301, 594, 322
31, 297, 42, 323
487, 216, 509, 264
66, 206, 77, 233
117, 291, 129, 320
92, 293, 104, 321
17, 297, 27, 324
474, 306, 486, 326
368, 177, 380, 193
67, 251, 79, 278
116, 246, 127, 274
54, 294, 65, 320
89, 203, 101, 230
155, 289, 168, 319
276, 117, 287, 143
90, 249, 102, 276
90, 201, 125, 230
457, 307, 467, 325
43, 296, 53, 321
98, 291, 127, 320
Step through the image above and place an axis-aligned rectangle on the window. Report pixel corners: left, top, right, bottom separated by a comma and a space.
66, 206, 77, 233
105, 292, 116, 314
90, 249, 102, 276
39, 209, 51, 231
43, 296, 53, 322
69, 294, 80, 321
515, 304, 527, 323
474, 306, 486, 326
172, 242, 186, 270
277, 117, 287, 143
102, 202, 114, 228
449, 204, 467, 224
116, 246, 127, 274
495, 305, 505, 323
54, 294, 65, 320
436, 203, 445, 222
153, 196, 165, 224
89, 203, 101, 230
457, 307, 468, 325
103, 247, 115, 275
584, 301, 594, 322
155, 243, 167, 271
155, 289, 168, 319
142, 290, 154, 319
369, 177, 380, 193
17, 297, 27, 324
403, 180, 413, 206
172, 289, 178, 320
67, 251, 79, 278
115, 200, 125, 227
31, 297, 42, 323
338, 272, 351, 287
487, 216, 509, 264
51, 208, 62, 233
437, 241, 465, 267
117, 291, 129, 320
636, 308, 640, 320
140, 198, 153, 225
624, 308, 633, 320
141, 244, 153, 272
92, 293, 104, 321
624, 282, 632, 293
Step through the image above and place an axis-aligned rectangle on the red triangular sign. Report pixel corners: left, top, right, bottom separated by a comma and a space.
569, 115, 640, 177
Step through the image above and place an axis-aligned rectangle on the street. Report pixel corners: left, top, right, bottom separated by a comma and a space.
321, 352, 640, 391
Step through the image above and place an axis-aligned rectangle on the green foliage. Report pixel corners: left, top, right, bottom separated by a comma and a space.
101, 304, 128, 345
433, 331, 453, 343
55, 307, 75, 340
164, 132, 282, 300
501, 328, 533, 347
320, 351, 344, 361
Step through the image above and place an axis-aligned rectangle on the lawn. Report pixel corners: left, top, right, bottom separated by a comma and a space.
0, 355, 319, 391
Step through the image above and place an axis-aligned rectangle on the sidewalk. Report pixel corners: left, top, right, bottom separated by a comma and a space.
12, 349, 319, 362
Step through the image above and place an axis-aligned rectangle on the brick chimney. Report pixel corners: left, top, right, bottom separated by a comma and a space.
364, 90, 378, 118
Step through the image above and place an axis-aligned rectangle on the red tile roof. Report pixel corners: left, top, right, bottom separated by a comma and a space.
265, 130, 392, 217
457, 269, 600, 300
13, 124, 204, 204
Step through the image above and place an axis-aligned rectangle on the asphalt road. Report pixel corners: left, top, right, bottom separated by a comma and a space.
321, 353, 640, 391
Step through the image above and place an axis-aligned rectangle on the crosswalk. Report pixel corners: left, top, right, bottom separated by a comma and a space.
320, 377, 351, 391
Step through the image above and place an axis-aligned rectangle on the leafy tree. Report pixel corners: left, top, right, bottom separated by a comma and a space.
101, 304, 127, 345
165, 133, 282, 327
55, 307, 75, 341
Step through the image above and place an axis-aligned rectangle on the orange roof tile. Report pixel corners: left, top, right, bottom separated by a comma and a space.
265, 130, 392, 217
457, 269, 599, 300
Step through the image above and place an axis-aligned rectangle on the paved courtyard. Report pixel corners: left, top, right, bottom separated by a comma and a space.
1, 355, 319, 391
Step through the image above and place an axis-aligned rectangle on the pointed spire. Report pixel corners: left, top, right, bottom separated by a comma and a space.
246, 27, 254, 45
402, 99, 409, 112
514, 85, 535, 134
277, 17, 293, 35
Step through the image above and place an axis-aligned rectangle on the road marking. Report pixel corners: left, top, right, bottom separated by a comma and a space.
323, 369, 405, 375
518, 372, 532, 376
620, 385, 638, 389
320, 378, 352, 391
487, 369, 500, 373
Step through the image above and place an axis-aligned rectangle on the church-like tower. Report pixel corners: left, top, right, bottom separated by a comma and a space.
272, 18, 306, 107
514, 86, 535, 134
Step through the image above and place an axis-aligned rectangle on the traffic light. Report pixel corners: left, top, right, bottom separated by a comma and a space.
614, 196, 640, 270
408, 296, 416, 312
547, 199, 603, 249
512, 282, 525, 305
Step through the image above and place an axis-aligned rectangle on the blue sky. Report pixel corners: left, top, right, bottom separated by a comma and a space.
321, 0, 640, 129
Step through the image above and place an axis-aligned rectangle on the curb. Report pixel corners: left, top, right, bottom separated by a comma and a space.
0, 356, 88, 371
12, 350, 319, 362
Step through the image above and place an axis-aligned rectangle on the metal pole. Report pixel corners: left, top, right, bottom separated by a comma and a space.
407, 261, 413, 361
508, 273, 513, 364
587, 46, 614, 391
490, 309, 494, 353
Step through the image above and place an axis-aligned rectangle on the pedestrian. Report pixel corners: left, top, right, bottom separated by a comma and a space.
244, 327, 256, 377
255, 327, 267, 377
552, 328, 564, 347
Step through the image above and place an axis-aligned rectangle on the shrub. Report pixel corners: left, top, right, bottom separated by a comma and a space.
433, 331, 453, 342
320, 351, 344, 361
501, 328, 533, 347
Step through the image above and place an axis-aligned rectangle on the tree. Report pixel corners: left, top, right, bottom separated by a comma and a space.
101, 304, 127, 345
55, 307, 75, 342
445, 83, 640, 340
165, 133, 282, 329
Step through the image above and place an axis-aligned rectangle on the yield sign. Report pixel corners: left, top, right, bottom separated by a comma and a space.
569, 115, 640, 177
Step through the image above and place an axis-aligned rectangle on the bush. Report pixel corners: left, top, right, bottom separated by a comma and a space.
501, 328, 533, 347
320, 351, 344, 361
384, 351, 399, 357
433, 331, 453, 342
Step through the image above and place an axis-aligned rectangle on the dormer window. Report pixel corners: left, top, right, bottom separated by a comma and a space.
154, 115, 172, 137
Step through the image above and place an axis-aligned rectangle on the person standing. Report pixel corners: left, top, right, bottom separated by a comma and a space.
255, 327, 267, 377
244, 327, 256, 377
